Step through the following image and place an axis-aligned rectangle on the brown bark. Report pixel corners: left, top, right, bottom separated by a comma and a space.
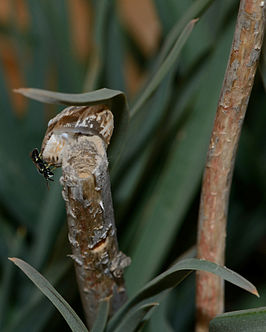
196, 1, 265, 331
41, 105, 131, 329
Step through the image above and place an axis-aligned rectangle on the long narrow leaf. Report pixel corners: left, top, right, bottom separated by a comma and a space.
210, 307, 266, 332
108, 258, 258, 331
84, 0, 111, 91
14, 87, 126, 107
6, 260, 71, 332
91, 298, 110, 332
130, 19, 198, 116
125, 22, 235, 294
154, 0, 213, 67
113, 303, 159, 332
112, 72, 173, 185
31, 174, 64, 269
8, 258, 88, 332
0, 230, 25, 330
147, 294, 175, 332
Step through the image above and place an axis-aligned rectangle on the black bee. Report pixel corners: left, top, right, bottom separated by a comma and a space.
31, 148, 54, 186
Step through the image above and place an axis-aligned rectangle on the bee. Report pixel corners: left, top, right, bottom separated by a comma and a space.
31, 148, 54, 186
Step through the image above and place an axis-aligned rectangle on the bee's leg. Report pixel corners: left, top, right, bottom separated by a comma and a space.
38, 166, 45, 175
47, 164, 57, 172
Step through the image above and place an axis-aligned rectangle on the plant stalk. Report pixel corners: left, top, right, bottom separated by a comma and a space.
61, 134, 131, 329
40, 104, 131, 329
196, 1, 265, 331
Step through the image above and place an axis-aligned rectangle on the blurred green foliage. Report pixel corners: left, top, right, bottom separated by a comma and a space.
0, 0, 265, 331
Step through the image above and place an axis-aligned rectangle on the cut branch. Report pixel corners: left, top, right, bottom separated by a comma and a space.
41, 105, 131, 329
196, 1, 265, 331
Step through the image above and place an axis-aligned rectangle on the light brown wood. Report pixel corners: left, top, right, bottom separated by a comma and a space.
42, 105, 130, 329
196, 1, 265, 331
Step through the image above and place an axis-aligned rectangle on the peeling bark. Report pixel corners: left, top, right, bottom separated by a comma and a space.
196, 1, 265, 331
41, 105, 131, 329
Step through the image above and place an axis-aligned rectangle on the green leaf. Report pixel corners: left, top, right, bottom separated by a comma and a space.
112, 71, 174, 186
0, 62, 15, 128
0, 229, 25, 330
125, 20, 235, 294
8, 258, 88, 332
154, 0, 214, 67
209, 307, 266, 332
30, 173, 64, 269
147, 294, 175, 332
42, 1, 82, 92
14, 86, 126, 107
0, 146, 41, 226
84, 0, 112, 91
6, 259, 72, 332
112, 303, 158, 332
91, 298, 110, 332
108, 258, 258, 331
105, 12, 126, 92
130, 18, 198, 116
14, 88, 129, 167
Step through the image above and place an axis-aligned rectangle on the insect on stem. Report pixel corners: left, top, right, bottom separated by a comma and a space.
30, 148, 55, 188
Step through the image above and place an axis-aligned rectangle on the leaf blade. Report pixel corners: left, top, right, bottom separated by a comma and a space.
210, 307, 266, 332
8, 258, 88, 332
112, 303, 159, 332
109, 258, 258, 331
130, 18, 198, 116
125, 20, 236, 294
91, 298, 110, 332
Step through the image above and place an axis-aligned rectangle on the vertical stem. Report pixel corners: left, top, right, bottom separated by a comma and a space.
61, 135, 130, 329
196, 1, 265, 331
40, 104, 131, 329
